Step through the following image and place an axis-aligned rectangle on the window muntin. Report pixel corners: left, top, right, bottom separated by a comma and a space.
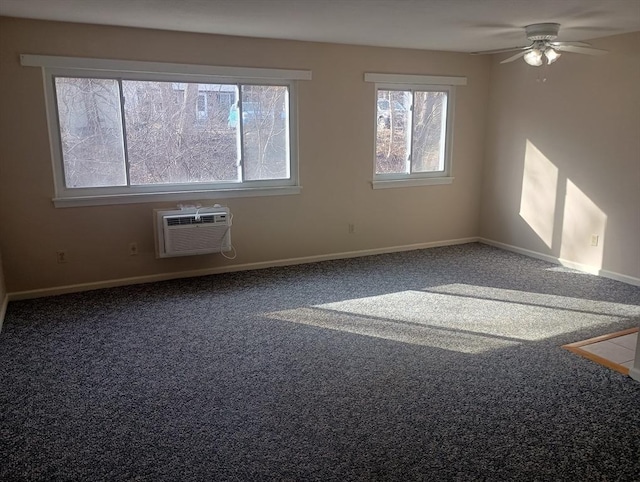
374, 84, 454, 181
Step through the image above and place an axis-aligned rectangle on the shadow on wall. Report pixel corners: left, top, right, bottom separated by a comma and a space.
519, 139, 607, 272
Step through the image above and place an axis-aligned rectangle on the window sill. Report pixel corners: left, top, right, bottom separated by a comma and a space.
371, 177, 454, 189
53, 186, 302, 208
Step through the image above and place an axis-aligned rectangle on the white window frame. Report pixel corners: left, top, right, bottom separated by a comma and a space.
21, 55, 312, 207
365, 73, 466, 189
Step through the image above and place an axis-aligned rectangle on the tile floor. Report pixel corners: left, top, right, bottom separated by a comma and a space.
563, 328, 638, 375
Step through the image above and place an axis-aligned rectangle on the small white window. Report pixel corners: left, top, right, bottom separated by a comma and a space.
21, 55, 311, 206
366, 73, 466, 189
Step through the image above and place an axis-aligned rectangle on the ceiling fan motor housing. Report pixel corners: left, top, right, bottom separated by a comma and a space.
525, 23, 560, 41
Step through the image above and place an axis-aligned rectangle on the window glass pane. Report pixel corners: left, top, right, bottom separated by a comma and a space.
241, 85, 289, 180
375, 90, 411, 174
412, 91, 446, 173
54, 77, 126, 188
123, 81, 239, 185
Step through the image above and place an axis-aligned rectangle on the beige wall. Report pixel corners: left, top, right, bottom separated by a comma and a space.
481, 32, 640, 279
0, 247, 6, 307
0, 17, 490, 293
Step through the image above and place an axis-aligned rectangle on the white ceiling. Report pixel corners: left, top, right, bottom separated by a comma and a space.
1, 0, 639, 52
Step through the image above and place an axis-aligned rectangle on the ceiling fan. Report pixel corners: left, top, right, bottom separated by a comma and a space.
471, 23, 607, 66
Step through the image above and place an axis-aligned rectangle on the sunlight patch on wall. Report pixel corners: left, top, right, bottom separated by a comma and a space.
266, 285, 636, 353
560, 179, 607, 270
519, 140, 558, 249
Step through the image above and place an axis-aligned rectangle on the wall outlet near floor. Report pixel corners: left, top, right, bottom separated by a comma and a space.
56, 250, 68, 263
348, 223, 356, 234
129, 242, 139, 256
590, 234, 599, 247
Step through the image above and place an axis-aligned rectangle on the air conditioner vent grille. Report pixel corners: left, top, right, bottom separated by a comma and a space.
166, 214, 218, 226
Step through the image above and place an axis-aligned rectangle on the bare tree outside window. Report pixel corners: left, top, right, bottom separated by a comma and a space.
412, 91, 446, 172
53, 77, 292, 190
376, 90, 410, 174
55, 77, 126, 188
123, 81, 239, 184
375, 89, 448, 175
241, 85, 289, 180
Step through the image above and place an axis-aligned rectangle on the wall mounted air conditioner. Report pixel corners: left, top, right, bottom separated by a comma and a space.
154, 206, 232, 258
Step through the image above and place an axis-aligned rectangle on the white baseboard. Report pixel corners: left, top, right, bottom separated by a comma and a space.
479, 238, 640, 287
8, 237, 479, 301
597, 269, 640, 287
630, 367, 640, 383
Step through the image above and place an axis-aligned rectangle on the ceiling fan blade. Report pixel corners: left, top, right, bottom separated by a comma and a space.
500, 50, 528, 64
550, 41, 592, 47
554, 45, 607, 55
470, 46, 529, 55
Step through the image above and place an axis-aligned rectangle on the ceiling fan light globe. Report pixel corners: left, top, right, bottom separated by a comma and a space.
524, 49, 543, 66
545, 48, 561, 64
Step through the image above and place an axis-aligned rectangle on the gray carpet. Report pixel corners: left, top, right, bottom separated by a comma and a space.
1, 243, 639, 481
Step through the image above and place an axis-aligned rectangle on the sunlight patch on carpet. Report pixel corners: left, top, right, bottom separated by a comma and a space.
266, 285, 639, 352
266, 306, 520, 353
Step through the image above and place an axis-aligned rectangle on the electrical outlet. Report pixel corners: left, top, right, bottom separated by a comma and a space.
56, 250, 68, 263
348, 223, 356, 234
590, 235, 599, 247
129, 242, 139, 256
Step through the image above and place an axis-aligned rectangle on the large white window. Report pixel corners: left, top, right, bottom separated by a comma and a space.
22, 55, 311, 206
365, 73, 466, 189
